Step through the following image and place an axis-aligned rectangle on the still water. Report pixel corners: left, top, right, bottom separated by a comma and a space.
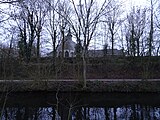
0, 92, 160, 120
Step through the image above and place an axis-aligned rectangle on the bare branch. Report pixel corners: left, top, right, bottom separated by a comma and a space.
0, 0, 20, 4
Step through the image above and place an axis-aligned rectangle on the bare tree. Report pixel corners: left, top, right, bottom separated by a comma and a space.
58, 0, 72, 58
46, 0, 59, 60
61, 0, 110, 87
14, 0, 43, 62
34, 0, 48, 61
0, 0, 20, 4
148, 0, 155, 56
45, 0, 72, 79
104, 0, 122, 55
125, 7, 146, 56
154, 0, 160, 55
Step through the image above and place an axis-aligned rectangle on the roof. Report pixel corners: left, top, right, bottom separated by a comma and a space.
87, 49, 123, 57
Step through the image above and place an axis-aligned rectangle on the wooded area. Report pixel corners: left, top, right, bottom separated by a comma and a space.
0, 0, 160, 87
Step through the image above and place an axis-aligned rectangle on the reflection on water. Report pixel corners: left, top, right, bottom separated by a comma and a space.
0, 92, 160, 120
1, 106, 160, 120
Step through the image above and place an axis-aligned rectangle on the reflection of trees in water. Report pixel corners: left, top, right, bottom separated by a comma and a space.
0, 107, 59, 120
73, 106, 160, 120
107, 105, 160, 120
81, 107, 105, 120
1, 105, 160, 119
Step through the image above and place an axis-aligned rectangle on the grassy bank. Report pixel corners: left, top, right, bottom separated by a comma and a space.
1, 80, 160, 93
1, 56, 160, 79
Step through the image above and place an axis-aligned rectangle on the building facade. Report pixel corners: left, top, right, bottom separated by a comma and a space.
57, 29, 76, 58
47, 29, 123, 58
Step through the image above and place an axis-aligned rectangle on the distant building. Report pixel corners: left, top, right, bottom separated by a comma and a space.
47, 29, 123, 58
47, 29, 76, 58
57, 29, 76, 57
87, 49, 123, 57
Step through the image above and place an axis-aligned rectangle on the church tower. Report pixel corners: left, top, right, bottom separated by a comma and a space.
57, 29, 76, 57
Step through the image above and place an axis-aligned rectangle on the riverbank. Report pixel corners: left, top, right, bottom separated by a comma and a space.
1, 79, 160, 92
1, 56, 160, 80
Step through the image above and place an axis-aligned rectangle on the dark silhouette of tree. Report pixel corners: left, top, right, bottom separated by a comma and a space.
148, 0, 154, 56
104, 0, 122, 55
14, 0, 47, 62
62, 0, 110, 87
125, 7, 146, 56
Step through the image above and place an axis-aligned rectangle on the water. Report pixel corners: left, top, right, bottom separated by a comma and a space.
0, 92, 160, 120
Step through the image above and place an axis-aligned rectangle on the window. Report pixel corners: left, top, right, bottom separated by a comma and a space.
65, 51, 69, 57
71, 52, 74, 57
58, 51, 62, 57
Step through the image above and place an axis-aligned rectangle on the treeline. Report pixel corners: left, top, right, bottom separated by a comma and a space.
0, 0, 160, 60
0, 0, 160, 87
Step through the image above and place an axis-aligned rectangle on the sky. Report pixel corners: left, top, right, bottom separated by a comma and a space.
122, 0, 148, 11
0, 0, 152, 53
127, 0, 148, 6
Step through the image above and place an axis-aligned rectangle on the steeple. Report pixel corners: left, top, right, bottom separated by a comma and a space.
57, 28, 76, 57
67, 28, 72, 38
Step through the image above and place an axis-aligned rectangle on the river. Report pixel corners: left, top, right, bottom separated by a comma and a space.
0, 92, 160, 120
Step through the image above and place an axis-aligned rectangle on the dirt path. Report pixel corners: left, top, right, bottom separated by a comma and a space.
0, 79, 160, 82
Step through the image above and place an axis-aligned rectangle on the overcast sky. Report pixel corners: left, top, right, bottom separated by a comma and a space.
123, 0, 149, 10
127, 0, 148, 6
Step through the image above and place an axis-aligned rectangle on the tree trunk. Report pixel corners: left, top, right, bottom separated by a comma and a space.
36, 32, 40, 61
149, 0, 153, 56
111, 32, 114, 55
82, 52, 87, 88
136, 37, 140, 56
61, 29, 65, 58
